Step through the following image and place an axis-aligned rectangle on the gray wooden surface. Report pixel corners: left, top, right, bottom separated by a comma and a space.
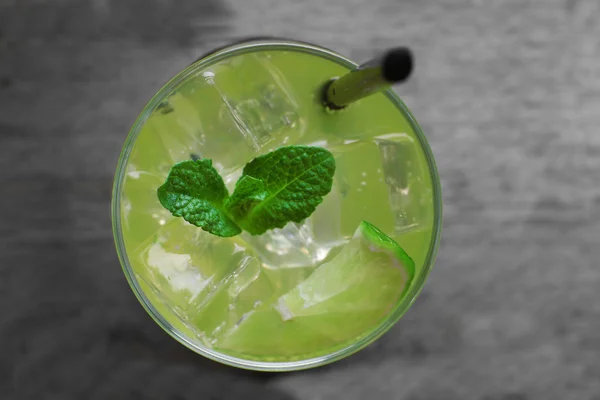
2, 1, 600, 399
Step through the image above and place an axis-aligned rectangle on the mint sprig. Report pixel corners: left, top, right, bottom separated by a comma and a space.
157, 146, 336, 237
226, 146, 336, 235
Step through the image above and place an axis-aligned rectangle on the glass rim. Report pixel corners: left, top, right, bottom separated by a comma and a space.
111, 38, 443, 372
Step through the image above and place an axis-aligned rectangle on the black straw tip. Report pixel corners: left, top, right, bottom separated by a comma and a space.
322, 79, 346, 110
381, 47, 413, 83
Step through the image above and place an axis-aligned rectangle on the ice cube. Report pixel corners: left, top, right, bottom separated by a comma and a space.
129, 219, 254, 328
241, 221, 322, 269
133, 93, 207, 172
332, 140, 397, 236
375, 133, 433, 233
145, 241, 212, 303
311, 176, 349, 252
120, 167, 171, 250
176, 53, 307, 172
241, 209, 348, 270
189, 252, 277, 346
227, 256, 262, 298
333, 134, 432, 236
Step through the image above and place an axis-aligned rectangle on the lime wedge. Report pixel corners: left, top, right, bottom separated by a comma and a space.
217, 221, 415, 359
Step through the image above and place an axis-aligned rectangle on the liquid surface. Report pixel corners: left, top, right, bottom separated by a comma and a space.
120, 48, 435, 361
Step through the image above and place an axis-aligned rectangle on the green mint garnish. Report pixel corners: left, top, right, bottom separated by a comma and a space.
224, 175, 267, 221
226, 146, 335, 235
157, 159, 242, 237
156, 146, 336, 237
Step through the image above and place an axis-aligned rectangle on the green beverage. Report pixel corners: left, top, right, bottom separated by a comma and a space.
112, 39, 442, 370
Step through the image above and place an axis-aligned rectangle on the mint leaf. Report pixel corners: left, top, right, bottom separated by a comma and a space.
157, 159, 241, 237
157, 146, 336, 238
225, 175, 267, 221
225, 145, 336, 235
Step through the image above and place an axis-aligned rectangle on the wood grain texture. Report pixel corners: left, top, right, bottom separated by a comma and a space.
1, 0, 599, 399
